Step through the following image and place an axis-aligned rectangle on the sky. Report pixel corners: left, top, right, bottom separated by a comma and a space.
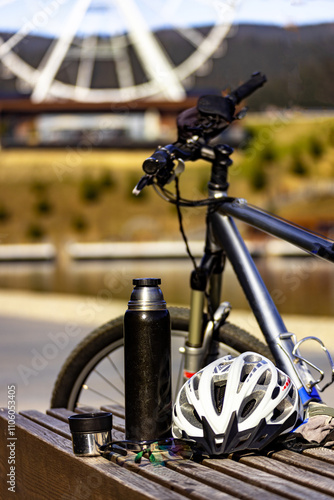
0, 0, 333, 37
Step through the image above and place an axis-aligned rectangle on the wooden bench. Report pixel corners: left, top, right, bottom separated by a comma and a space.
1, 404, 334, 499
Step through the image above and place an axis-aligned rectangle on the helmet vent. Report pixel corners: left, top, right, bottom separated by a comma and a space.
240, 364, 253, 383
192, 371, 202, 400
244, 354, 262, 363
271, 386, 280, 400
271, 399, 292, 422
214, 382, 227, 414
271, 406, 284, 422
277, 371, 285, 386
180, 401, 202, 429
241, 398, 256, 418
288, 386, 295, 400
257, 369, 271, 386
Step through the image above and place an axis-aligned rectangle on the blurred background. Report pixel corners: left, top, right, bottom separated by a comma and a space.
1, 0, 334, 410
0, 0, 333, 311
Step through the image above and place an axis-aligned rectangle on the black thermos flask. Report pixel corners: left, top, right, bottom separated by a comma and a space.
124, 278, 172, 441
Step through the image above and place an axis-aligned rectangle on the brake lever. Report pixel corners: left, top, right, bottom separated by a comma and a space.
132, 175, 153, 196
235, 107, 248, 120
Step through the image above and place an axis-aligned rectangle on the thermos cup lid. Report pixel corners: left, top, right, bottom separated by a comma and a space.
68, 412, 113, 433
133, 278, 161, 286
128, 278, 166, 310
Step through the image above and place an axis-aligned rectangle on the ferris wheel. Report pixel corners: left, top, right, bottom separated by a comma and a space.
0, 0, 238, 103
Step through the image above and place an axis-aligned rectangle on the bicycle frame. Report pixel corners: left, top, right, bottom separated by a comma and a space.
137, 90, 334, 408
185, 189, 334, 408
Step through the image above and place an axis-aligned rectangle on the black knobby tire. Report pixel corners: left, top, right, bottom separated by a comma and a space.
51, 307, 271, 410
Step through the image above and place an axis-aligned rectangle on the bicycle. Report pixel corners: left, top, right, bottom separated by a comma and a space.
51, 72, 334, 413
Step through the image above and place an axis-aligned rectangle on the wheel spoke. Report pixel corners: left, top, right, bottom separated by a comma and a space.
81, 384, 123, 406
107, 355, 124, 384
93, 368, 124, 396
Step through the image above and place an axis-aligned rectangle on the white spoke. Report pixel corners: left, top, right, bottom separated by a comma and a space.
114, 0, 185, 100
31, 0, 92, 102
111, 35, 135, 89
0, 0, 237, 102
176, 27, 204, 48
75, 35, 97, 99
0, 22, 34, 59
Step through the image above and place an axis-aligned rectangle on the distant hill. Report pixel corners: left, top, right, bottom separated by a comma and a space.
0, 23, 333, 109
193, 23, 334, 109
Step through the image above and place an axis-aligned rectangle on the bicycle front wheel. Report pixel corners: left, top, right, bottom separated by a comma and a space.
50, 307, 271, 411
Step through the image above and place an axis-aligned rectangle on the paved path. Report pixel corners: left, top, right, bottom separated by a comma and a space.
1, 290, 334, 412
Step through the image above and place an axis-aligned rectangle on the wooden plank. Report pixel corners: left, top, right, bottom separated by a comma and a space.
47, 406, 125, 432
166, 457, 285, 500
271, 449, 334, 480
21, 409, 125, 442
0, 410, 187, 500
20, 410, 72, 439
206, 456, 333, 500
46, 407, 74, 422
26, 410, 235, 500
106, 451, 235, 500
19, 409, 291, 500
303, 447, 334, 465
28, 407, 334, 500
101, 404, 125, 419
237, 453, 334, 498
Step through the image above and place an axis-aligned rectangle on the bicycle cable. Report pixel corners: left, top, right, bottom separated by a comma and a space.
153, 172, 232, 322
174, 177, 216, 321
174, 176, 198, 272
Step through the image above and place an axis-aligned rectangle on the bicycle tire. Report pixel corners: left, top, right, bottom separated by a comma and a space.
50, 307, 272, 411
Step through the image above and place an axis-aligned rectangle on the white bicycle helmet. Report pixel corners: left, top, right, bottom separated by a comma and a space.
172, 352, 302, 455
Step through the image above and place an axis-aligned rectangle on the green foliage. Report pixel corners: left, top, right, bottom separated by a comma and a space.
260, 145, 277, 163
79, 170, 116, 202
34, 198, 53, 215
30, 180, 48, 195
80, 176, 101, 202
26, 223, 45, 240
291, 154, 308, 176
99, 170, 116, 190
0, 204, 11, 223
71, 214, 88, 233
308, 137, 324, 159
250, 165, 267, 191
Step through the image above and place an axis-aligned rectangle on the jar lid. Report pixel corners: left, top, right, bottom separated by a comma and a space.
133, 278, 161, 287
68, 412, 113, 433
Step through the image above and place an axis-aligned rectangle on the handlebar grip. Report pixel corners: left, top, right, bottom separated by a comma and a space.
229, 72, 267, 105
143, 150, 170, 175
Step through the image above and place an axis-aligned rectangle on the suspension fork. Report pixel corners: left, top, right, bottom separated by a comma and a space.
181, 143, 233, 380
182, 249, 226, 379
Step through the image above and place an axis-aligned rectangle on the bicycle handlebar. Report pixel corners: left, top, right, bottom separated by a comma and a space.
229, 71, 267, 105
134, 72, 267, 194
